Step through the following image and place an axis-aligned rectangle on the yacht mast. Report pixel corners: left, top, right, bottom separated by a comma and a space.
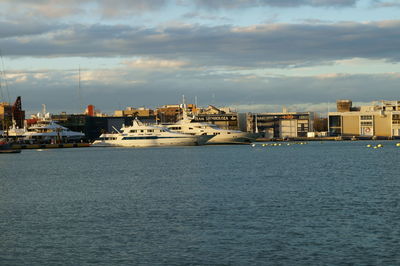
0, 50, 10, 103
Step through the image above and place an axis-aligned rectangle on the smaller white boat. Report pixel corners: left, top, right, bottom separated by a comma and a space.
92, 118, 213, 147
23, 120, 85, 142
8, 105, 85, 143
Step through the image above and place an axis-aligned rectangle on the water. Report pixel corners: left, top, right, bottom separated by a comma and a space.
1, 141, 400, 265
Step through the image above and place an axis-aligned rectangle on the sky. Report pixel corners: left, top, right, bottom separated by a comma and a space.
0, 0, 399, 115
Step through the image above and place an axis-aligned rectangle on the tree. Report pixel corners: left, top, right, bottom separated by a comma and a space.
314, 115, 328, 132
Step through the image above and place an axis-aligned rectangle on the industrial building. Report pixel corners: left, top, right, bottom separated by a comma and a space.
114, 107, 155, 117
328, 100, 400, 138
0, 96, 25, 130
188, 105, 242, 131
247, 110, 315, 139
192, 113, 242, 131
0, 101, 12, 130
155, 104, 198, 123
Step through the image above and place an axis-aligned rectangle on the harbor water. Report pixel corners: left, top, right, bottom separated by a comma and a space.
1, 141, 400, 265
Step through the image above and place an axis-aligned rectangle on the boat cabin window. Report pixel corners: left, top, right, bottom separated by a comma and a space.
170, 127, 181, 130
100, 137, 117, 140
140, 130, 144, 133
130, 130, 137, 133
147, 129, 154, 133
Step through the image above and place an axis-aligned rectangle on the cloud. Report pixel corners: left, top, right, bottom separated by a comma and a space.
0, 0, 168, 20
0, 0, 85, 19
98, 0, 169, 17
0, 21, 64, 38
372, 0, 400, 8
192, 0, 358, 9
182, 12, 231, 22
7, 66, 400, 114
123, 58, 188, 69
0, 0, 360, 22
1, 20, 400, 68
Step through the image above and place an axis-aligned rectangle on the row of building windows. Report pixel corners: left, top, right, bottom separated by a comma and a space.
360, 115, 373, 120
361, 121, 373, 126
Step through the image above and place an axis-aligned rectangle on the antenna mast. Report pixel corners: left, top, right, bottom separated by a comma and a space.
77, 65, 83, 113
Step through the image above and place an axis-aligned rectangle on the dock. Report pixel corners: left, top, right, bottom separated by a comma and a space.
12, 143, 91, 149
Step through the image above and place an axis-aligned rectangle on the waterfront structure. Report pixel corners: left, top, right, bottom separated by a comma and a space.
191, 106, 244, 131
192, 113, 241, 131
0, 101, 12, 130
198, 105, 233, 115
11, 97, 25, 129
328, 100, 400, 138
247, 110, 315, 139
156, 105, 182, 123
114, 107, 155, 117
156, 104, 198, 123
0, 96, 25, 131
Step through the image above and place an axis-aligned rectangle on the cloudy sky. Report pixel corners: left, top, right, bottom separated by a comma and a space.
0, 0, 399, 115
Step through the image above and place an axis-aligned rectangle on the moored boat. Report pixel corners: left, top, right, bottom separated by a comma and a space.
164, 112, 260, 144
0, 139, 21, 153
92, 118, 213, 147
10, 105, 86, 143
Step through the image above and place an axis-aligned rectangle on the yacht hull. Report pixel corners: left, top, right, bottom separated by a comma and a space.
92, 135, 212, 147
206, 132, 260, 144
0, 149, 21, 153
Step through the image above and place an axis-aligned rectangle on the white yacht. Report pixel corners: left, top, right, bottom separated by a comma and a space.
8, 105, 85, 143
164, 113, 259, 144
92, 118, 213, 147
23, 120, 85, 142
5, 122, 25, 138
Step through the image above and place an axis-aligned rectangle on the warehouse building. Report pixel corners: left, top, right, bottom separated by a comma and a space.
246, 110, 315, 139
328, 100, 400, 138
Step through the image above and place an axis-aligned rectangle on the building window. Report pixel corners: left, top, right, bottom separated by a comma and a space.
329, 116, 341, 127
360, 115, 373, 120
361, 121, 373, 126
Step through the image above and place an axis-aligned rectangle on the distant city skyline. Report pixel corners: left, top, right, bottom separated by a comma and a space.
0, 0, 399, 115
